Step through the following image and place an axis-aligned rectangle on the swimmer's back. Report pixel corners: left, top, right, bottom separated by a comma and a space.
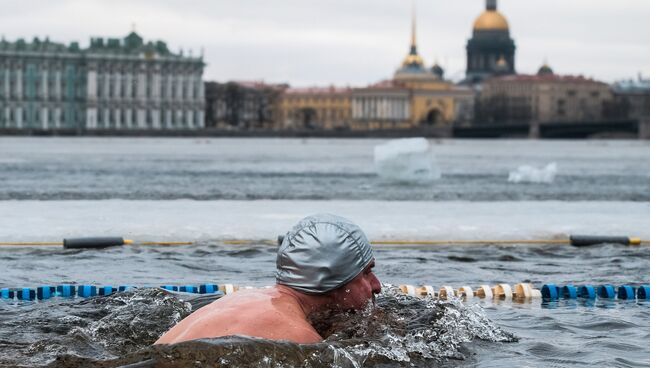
155, 287, 322, 345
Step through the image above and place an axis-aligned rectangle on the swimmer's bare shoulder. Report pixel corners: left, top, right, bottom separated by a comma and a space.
155, 288, 322, 345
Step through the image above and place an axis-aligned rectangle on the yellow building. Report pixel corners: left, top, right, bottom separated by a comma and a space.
276, 86, 351, 130
351, 8, 474, 130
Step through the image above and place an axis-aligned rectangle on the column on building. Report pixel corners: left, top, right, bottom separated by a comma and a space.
137, 108, 146, 129
151, 64, 161, 129
15, 68, 23, 102
124, 107, 132, 128
185, 109, 194, 129
86, 63, 98, 129
114, 107, 121, 129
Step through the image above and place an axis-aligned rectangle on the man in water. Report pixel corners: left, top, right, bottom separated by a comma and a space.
156, 213, 381, 345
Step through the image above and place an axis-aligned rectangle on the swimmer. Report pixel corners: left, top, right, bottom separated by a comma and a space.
155, 213, 381, 345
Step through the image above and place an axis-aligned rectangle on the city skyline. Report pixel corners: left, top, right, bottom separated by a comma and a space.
1, 0, 648, 86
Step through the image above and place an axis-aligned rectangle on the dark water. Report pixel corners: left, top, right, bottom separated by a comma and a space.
0, 287, 515, 368
1, 242, 650, 367
1, 138, 649, 366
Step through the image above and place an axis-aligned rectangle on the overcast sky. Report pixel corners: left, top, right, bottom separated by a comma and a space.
1, 0, 648, 86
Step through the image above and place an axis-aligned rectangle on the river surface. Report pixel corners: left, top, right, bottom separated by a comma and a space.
0, 137, 649, 367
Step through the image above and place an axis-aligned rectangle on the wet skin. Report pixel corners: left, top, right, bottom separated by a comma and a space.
155, 261, 381, 345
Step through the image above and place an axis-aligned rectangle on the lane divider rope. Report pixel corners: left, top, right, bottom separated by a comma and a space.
0, 235, 647, 248
2, 283, 649, 303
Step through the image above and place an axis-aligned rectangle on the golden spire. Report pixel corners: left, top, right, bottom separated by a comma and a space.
411, 0, 417, 50
401, 0, 424, 67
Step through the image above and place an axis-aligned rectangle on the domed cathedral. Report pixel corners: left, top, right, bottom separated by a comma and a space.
466, 0, 516, 84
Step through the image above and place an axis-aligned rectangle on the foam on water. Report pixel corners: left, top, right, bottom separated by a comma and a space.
1, 200, 648, 243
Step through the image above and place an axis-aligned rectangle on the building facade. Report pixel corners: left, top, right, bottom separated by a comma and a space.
465, 0, 516, 84
277, 87, 352, 130
477, 63, 613, 124
611, 76, 650, 120
351, 8, 474, 130
205, 81, 286, 130
0, 32, 204, 130
351, 80, 411, 130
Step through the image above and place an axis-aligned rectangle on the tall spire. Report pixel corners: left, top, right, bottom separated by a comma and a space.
398, 0, 424, 70
410, 0, 418, 54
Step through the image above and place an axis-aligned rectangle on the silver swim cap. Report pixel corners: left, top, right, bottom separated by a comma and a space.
276, 214, 374, 294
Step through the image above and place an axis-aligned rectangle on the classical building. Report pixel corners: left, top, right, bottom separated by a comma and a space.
205, 81, 286, 130
351, 8, 474, 130
610, 76, 650, 120
276, 86, 352, 130
465, 0, 516, 84
351, 80, 411, 130
0, 32, 204, 130
477, 63, 613, 124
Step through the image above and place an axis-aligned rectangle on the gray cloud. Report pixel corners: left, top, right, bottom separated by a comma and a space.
0, 0, 647, 85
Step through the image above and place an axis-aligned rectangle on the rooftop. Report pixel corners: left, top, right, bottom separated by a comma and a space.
612, 76, 650, 92
0, 32, 201, 61
285, 86, 352, 95
490, 74, 607, 85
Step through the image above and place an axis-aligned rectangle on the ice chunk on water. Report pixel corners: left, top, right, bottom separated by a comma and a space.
374, 138, 441, 183
508, 162, 557, 184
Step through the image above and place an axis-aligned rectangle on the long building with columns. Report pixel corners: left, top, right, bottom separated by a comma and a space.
0, 32, 204, 130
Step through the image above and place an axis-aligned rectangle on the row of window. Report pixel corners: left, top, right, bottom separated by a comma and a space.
0, 80, 201, 101
92, 109, 202, 126
95, 75, 201, 100
0, 107, 203, 127
285, 97, 348, 104
286, 108, 349, 120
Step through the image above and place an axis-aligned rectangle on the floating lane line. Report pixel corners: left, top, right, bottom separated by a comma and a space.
2, 283, 649, 305
0, 235, 647, 248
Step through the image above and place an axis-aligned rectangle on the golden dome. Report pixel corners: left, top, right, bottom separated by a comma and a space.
402, 52, 424, 67
473, 10, 509, 31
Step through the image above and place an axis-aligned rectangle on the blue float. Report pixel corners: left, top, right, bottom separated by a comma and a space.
638, 286, 650, 300
597, 285, 616, 299
1, 288, 15, 299
98, 286, 115, 296
118, 285, 133, 292
17, 288, 36, 301
199, 284, 218, 294
179, 285, 198, 293
161, 285, 178, 291
56, 285, 75, 297
578, 285, 596, 299
617, 285, 636, 300
77, 285, 97, 298
37, 286, 55, 300
561, 285, 578, 299
542, 284, 559, 300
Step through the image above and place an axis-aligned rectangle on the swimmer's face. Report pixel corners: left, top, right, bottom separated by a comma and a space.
330, 260, 381, 311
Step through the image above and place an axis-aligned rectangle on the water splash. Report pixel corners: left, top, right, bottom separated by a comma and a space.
2, 287, 515, 367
